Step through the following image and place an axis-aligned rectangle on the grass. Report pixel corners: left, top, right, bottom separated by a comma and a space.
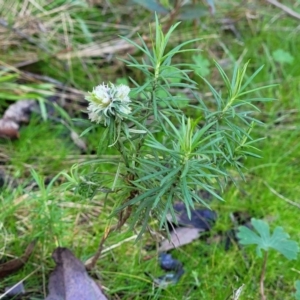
1, 0, 300, 299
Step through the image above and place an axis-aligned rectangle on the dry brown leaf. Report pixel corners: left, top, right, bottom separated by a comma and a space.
46, 247, 107, 300
0, 100, 36, 139
0, 240, 36, 279
0, 119, 19, 138
70, 130, 87, 151
158, 227, 202, 252
3, 100, 36, 123
4, 282, 25, 297
169, 202, 217, 230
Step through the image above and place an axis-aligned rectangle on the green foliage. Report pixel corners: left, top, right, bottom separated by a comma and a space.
272, 49, 295, 65
192, 54, 211, 77
238, 219, 299, 299
29, 169, 65, 243
238, 218, 299, 259
0, 68, 54, 102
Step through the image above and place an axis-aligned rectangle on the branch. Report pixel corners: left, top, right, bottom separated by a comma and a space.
85, 199, 134, 270
266, 0, 300, 21
263, 181, 300, 209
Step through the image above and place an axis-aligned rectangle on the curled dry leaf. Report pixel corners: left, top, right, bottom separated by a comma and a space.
0, 119, 19, 138
171, 202, 217, 230
4, 282, 25, 297
46, 247, 107, 300
0, 100, 36, 139
0, 240, 36, 279
159, 227, 202, 252
3, 100, 36, 122
159, 202, 217, 252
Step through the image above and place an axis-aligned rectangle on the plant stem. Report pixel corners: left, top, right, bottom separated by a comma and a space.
163, 0, 181, 33
85, 193, 135, 271
260, 251, 268, 300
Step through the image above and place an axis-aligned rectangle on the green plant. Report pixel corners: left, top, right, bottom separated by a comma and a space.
191, 54, 211, 77
295, 280, 300, 300
272, 49, 294, 65
237, 218, 299, 300
62, 15, 271, 270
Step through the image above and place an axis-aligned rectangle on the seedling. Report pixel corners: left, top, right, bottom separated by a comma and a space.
63, 15, 272, 270
237, 218, 299, 300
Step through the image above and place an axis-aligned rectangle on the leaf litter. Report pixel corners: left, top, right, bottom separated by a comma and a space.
159, 202, 217, 252
153, 203, 256, 288
0, 100, 37, 139
150, 201, 217, 287
45, 247, 107, 300
0, 240, 36, 279
0, 97, 87, 152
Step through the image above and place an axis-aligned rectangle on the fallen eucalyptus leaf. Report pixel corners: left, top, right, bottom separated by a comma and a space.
172, 202, 217, 230
0, 100, 36, 139
3, 100, 36, 123
46, 247, 107, 300
4, 282, 25, 297
0, 240, 36, 279
159, 227, 202, 252
159, 253, 182, 271
0, 119, 19, 138
160, 202, 217, 251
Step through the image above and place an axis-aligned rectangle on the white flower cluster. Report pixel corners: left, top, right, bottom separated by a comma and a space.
85, 83, 131, 125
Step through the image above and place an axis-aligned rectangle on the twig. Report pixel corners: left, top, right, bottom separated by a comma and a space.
101, 235, 137, 255
232, 284, 245, 300
163, 0, 181, 33
85, 204, 133, 270
263, 181, 300, 209
260, 251, 268, 300
265, 0, 300, 21
0, 266, 40, 299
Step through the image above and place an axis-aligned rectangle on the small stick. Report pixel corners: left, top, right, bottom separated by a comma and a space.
85, 205, 133, 270
263, 181, 300, 209
265, 0, 300, 21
